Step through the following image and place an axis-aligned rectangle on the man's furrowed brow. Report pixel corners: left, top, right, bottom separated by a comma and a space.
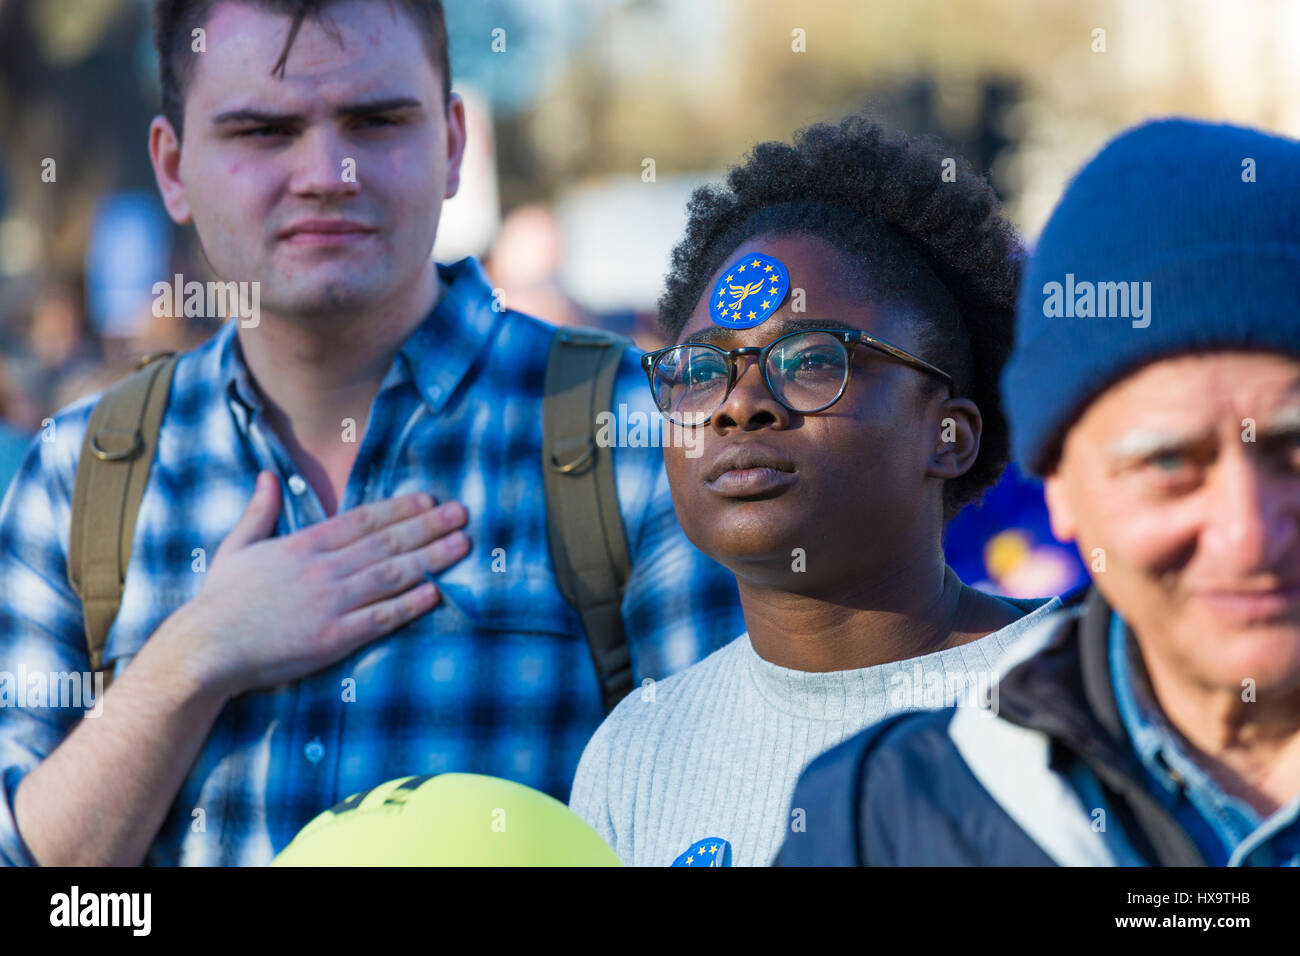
212, 106, 304, 126
211, 97, 424, 126
337, 96, 424, 118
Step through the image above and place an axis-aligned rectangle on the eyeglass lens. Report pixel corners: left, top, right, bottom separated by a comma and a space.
652, 330, 849, 424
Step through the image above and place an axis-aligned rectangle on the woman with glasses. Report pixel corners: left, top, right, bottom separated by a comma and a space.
569, 114, 1061, 866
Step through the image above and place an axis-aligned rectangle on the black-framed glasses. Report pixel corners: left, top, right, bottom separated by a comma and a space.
641, 327, 952, 427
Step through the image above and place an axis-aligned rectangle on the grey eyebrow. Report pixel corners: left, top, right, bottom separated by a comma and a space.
1106, 429, 1212, 463
1106, 402, 1300, 462
1257, 403, 1300, 439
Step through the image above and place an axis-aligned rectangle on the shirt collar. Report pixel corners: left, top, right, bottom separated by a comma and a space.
217, 256, 501, 420
400, 256, 503, 414
1109, 613, 1182, 798
1109, 613, 1265, 832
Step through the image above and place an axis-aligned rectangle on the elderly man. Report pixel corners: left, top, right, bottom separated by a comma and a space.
777, 117, 1300, 866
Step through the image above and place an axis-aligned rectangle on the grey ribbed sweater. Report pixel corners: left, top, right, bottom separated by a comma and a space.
570, 596, 1060, 867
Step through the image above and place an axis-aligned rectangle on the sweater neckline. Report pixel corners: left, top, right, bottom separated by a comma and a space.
738, 595, 1061, 721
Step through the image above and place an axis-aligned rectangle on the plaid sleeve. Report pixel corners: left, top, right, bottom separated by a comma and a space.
0, 411, 94, 866
611, 355, 744, 682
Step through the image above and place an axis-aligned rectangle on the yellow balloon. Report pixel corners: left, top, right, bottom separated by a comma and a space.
272, 773, 621, 866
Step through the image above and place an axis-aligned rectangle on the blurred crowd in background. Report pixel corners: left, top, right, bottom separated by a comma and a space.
2, 0, 1298, 597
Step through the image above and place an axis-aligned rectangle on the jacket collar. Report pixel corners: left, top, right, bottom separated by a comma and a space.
216, 256, 501, 421
995, 587, 1206, 865
994, 588, 1127, 768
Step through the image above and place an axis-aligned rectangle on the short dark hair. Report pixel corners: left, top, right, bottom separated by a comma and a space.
658, 114, 1023, 522
154, 0, 451, 139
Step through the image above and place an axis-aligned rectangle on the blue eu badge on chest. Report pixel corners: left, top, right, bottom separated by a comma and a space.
710, 253, 790, 329
672, 837, 732, 867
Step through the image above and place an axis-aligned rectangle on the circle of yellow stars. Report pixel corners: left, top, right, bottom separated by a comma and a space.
714, 257, 785, 324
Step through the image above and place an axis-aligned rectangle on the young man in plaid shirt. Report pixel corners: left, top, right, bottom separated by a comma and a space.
0, 0, 742, 865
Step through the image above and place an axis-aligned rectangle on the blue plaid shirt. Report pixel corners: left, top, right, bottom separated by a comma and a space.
0, 256, 743, 866
1109, 614, 1300, 866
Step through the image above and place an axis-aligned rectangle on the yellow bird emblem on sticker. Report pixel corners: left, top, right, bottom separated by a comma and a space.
726, 278, 766, 310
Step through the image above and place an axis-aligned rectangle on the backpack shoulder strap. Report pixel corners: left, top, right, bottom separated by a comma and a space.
542, 327, 634, 714
67, 352, 180, 684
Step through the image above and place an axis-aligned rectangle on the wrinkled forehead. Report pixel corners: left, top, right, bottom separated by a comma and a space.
1065, 350, 1300, 461
188, 2, 438, 115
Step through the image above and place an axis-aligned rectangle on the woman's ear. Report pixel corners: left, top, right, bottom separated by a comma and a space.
926, 396, 981, 480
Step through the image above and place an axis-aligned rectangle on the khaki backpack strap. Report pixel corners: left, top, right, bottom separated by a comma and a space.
542, 327, 634, 714
67, 352, 180, 683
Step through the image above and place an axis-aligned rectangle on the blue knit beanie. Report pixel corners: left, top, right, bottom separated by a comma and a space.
1003, 118, 1300, 475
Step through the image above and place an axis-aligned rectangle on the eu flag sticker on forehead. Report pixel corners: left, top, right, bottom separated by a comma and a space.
710, 253, 789, 329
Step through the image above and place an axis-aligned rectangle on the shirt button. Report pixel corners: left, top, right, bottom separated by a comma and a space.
288, 474, 308, 495
304, 737, 325, 764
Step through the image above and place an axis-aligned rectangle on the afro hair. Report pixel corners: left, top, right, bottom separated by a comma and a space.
657, 113, 1023, 522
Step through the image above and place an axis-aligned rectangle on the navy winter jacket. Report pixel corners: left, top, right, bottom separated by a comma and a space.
776, 589, 1206, 866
